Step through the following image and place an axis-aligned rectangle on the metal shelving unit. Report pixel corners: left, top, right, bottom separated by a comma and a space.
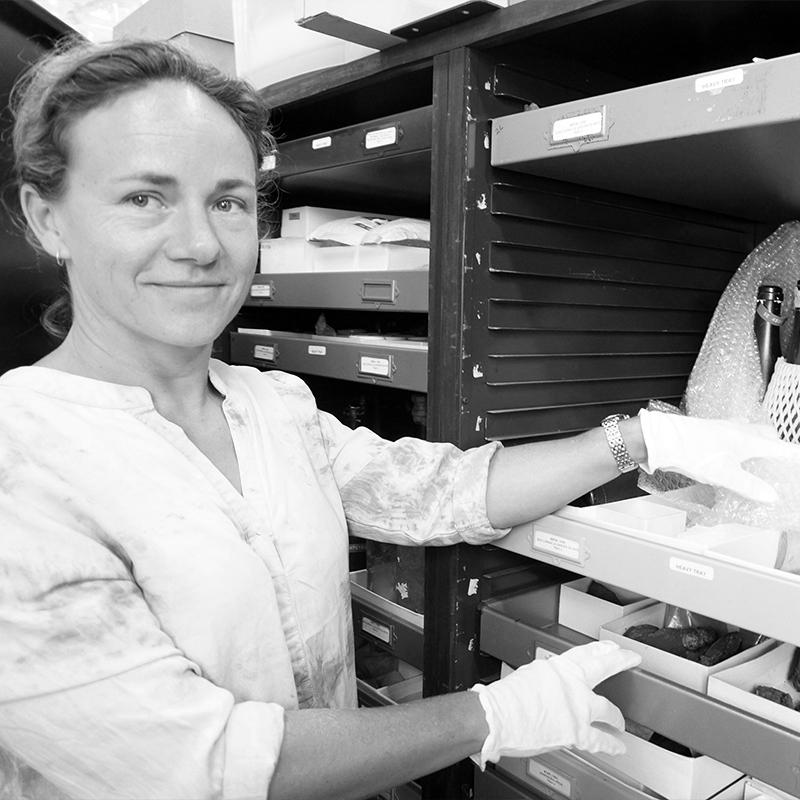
245, 271, 429, 312
351, 570, 424, 670
276, 105, 432, 214
248, 3, 800, 798
230, 330, 428, 392
479, 586, 800, 797
490, 52, 800, 222
494, 509, 800, 648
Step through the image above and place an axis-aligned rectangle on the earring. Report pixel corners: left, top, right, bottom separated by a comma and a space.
56, 249, 65, 267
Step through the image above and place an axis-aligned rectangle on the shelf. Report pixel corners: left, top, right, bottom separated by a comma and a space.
245, 271, 429, 312
479, 587, 800, 797
230, 330, 428, 392
494, 506, 800, 648
351, 570, 424, 669
491, 51, 800, 222
276, 106, 432, 212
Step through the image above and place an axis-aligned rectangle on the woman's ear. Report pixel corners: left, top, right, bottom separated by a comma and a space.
19, 183, 68, 262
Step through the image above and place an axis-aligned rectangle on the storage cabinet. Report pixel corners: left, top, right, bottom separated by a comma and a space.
238, 2, 800, 798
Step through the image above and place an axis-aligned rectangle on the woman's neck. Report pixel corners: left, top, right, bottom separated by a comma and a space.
37, 328, 217, 418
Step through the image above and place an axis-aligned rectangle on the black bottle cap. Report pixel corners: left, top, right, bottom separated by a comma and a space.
757, 284, 784, 301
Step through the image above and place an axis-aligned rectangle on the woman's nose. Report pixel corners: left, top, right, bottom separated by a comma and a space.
165, 204, 221, 264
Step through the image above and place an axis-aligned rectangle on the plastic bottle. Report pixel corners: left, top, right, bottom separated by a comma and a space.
785, 281, 800, 365
754, 284, 784, 388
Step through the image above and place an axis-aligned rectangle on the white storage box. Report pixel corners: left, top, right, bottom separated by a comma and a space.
114, 0, 235, 74
281, 206, 367, 240
376, 674, 423, 704
743, 776, 798, 800
706, 527, 786, 571
587, 728, 743, 800
707, 643, 800, 733
232, 1, 374, 89
600, 603, 775, 692
313, 244, 429, 272
259, 238, 315, 273
558, 578, 655, 639
586, 496, 688, 536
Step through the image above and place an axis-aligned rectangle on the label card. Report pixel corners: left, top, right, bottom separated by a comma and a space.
527, 760, 572, 797
359, 355, 392, 378
361, 616, 391, 644
551, 107, 606, 144
669, 557, 714, 581
250, 283, 272, 298
365, 126, 398, 149
695, 68, 744, 94
253, 344, 275, 362
531, 530, 581, 562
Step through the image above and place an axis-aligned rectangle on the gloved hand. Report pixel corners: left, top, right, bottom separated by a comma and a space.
469, 640, 641, 769
638, 408, 800, 504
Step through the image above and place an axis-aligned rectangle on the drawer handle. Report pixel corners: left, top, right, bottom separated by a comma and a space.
361, 280, 397, 304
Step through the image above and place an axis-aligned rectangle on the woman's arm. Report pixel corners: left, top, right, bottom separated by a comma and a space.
270, 692, 488, 800
486, 409, 800, 528
486, 417, 646, 528
269, 640, 639, 800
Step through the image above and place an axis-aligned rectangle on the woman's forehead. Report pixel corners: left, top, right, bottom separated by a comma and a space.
64, 81, 255, 175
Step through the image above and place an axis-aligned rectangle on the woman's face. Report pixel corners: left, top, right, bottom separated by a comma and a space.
45, 80, 259, 356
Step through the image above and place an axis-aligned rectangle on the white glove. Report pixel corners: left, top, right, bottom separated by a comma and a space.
469, 640, 641, 769
638, 409, 800, 504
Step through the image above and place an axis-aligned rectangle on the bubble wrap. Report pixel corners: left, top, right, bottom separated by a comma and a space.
639, 222, 800, 556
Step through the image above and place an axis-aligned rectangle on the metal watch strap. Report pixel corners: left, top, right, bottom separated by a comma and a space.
601, 413, 637, 474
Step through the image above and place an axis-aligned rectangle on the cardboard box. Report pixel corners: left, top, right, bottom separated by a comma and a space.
232, 1, 374, 89
115, 0, 234, 41
587, 729, 743, 800
600, 603, 775, 692
707, 643, 800, 733
281, 206, 368, 240
114, 0, 235, 73
743, 777, 797, 800
376, 674, 423, 704
589, 496, 687, 536
259, 238, 315, 273
313, 244, 429, 272
558, 578, 655, 639
713, 779, 747, 800
706, 527, 785, 571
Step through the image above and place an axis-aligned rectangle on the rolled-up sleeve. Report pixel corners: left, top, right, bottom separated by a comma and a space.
0, 509, 284, 800
317, 412, 510, 546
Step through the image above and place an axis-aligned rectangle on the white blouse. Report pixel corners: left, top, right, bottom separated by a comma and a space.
0, 361, 506, 799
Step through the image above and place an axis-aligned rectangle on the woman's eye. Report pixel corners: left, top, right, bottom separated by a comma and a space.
216, 198, 238, 212
128, 193, 155, 208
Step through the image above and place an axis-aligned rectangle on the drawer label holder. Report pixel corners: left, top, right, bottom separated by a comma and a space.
530, 528, 584, 564
253, 344, 277, 363
358, 354, 395, 381
364, 125, 399, 150
549, 106, 608, 150
361, 615, 394, 646
250, 282, 274, 299
527, 759, 572, 797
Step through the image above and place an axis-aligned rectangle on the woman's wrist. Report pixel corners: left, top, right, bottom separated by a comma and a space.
619, 414, 647, 465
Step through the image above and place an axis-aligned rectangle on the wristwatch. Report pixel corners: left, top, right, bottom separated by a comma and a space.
601, 414, 637, 474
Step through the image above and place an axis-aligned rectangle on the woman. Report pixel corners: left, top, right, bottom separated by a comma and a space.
1, 38, 795, 800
